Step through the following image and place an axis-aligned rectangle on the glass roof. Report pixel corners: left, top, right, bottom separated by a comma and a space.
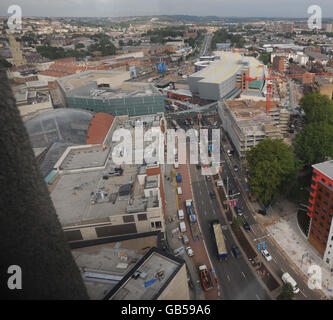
25, 108, 94, 148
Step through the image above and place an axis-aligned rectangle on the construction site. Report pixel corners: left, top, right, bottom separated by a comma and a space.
218, 100, 291, 158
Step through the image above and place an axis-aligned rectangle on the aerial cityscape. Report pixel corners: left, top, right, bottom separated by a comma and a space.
1, 0, 333, 304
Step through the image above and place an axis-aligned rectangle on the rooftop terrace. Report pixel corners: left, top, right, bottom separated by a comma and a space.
72, 233, 161, 300
106, 248, 183, 300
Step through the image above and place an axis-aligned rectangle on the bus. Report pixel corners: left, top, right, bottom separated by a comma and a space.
212, 220, 228, 261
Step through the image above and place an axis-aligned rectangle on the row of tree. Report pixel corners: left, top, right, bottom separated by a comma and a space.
211, 29, 245, 49
246, 93, 333, 206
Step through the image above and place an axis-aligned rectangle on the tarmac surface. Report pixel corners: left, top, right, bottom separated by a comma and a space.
267, 214, 333, 299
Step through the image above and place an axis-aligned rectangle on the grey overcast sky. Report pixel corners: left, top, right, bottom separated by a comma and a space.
0, 0, 332, 18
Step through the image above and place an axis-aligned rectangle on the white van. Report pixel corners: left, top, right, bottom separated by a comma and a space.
179, 221, 186, 232
174, 162, 179, 169
216, 180, 224, 187
177, 187, 182, 195
281, 272, 300, 294
178, 209, 184, 220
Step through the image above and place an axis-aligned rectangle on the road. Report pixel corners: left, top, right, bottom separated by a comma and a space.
219, 132, 322, 300
189, 160, 270, 300
201, 33, 213, 56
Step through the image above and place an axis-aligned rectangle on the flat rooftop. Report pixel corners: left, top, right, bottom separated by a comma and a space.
190, 51, 242, 84
51, 164, 142, 225
50, 115, 163, 226
56, 146, 110, 171
72, 233, 161, 300
57, 70, 131, 93
227, 100, 280, 119
190, 51, 264, 85
313, 160, 333, 181
57, 70, 161, 100
105, 248, 183, 300
225, 100, 282, 135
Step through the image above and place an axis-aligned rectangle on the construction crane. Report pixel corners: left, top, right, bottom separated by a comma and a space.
245, 68, 332, 115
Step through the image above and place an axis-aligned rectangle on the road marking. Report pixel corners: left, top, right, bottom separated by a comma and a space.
241, 272, 246, 278
301, 290, 307, 298
256, 294, 261, 300
227, 275, 231, 281
281, 268, 285, 273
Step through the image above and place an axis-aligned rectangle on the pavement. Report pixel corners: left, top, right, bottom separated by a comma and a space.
162, 163, 218, 300
267, 213, 333, 299
220, 129, 322, 300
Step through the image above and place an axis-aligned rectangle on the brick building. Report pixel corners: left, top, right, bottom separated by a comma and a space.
272, 56, 287, 72
307, 160, 333, 266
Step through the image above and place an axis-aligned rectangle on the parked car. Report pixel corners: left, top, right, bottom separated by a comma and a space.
231, 245, 241, 259
209, 191, 216, 199
233, 165, 239, 172
261, 249, 272, 261
227, 150, 233, 157
182, 234, 189, 245
216, 180, 224, 187
235, 206, 243, 216
196, 164, 201, 169
178, 209, 184, 220
186, 246, 194, 257
243, 221, 251, 232
206, 175, 211, 181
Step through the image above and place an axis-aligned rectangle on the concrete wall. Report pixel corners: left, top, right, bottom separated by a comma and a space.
158, 263, 190, 300
63, 206, 165, 242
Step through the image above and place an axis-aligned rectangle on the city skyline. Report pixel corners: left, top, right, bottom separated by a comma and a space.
1, 0, 333, 19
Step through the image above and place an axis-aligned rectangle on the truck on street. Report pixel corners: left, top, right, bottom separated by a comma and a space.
212, 220, 228, 261
199, 265, 213, 291
185, 199, 196, 223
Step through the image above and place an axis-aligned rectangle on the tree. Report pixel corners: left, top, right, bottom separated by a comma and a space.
246, 139, 301, 206
259, 52, 271, 65
278, 283, 295, 300
300, 93, 333, 124
75, 43, 85, 49
232, 216, 243, 231
294, 121, 333, 167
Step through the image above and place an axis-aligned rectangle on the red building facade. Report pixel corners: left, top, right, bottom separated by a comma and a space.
307, 161, 333, 263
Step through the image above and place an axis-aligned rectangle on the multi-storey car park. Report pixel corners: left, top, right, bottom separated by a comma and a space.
56, 70, 165, 116
188, 51, 265, 101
